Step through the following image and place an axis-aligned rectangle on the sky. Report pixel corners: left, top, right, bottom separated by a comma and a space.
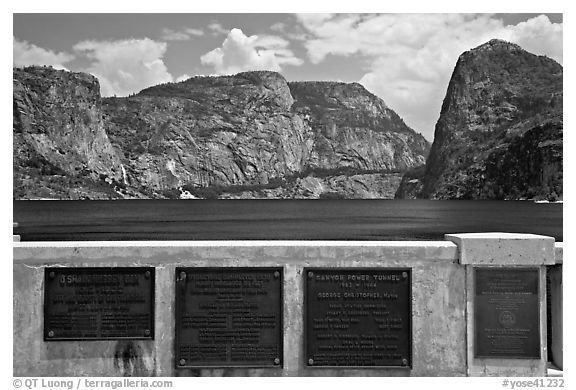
13, 13, 563, 141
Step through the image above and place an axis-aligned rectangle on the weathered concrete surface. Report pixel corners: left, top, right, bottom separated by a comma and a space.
448, 233, 560, 376
464, 266, 548, 376
554, 243, 563, 264
445, 233, 555, 265
548, 265, 563, 370
13, 261, 173, 377
13, 241, 464, 377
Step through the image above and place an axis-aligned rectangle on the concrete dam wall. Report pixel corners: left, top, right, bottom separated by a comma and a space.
13, 234, 563, 377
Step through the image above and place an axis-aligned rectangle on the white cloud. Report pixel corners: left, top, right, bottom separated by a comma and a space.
269, 21, 308, 41
161, 27, 204, 41
505, 15, 563, 64
296, 14, 563, 140
176, 74, 191, 82
13, 37, 74, 69
201, 28, 303, 75
73, 38, 173, 97
161, 29, 191, 41
185, 28, 205, 37
270, 22, 286, 33
207, 22, 229, 36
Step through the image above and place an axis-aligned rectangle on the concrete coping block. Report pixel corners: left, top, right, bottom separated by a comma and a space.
445, 232, 555, 265
554, 243, 563, 264
13, 240, 459, 264
12, 240, 453, 248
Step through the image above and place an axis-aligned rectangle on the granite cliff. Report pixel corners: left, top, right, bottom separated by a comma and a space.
13, 68, 429, 199
13, 67, 130, 199
396, 39, 563, 200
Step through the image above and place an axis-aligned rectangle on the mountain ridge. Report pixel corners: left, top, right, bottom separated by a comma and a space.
14, 67, 429, 199
13, 39, 562, 201
396, 39, 562, 201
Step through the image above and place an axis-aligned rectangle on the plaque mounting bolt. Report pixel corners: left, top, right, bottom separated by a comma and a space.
402, 272, 408, 279
308, 358, 314, 366
274, 271, 280, 279
179, 358, 186, 366
274, 358, 280, 365
308, 271, 314, 279
401, 358, 408, 366
49, 271, 56, 279
47, 330, 54, 338
179, 271, 187, 281
145, 271, 151, 279
144, 329, 151, 337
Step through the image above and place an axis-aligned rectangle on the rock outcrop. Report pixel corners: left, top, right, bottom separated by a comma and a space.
396, 39, 562, 200
102, 71, 315, 194
289, 81, 429, 172
13, 67, 127, 199
394, 166, 426, 199
219, 173, 404, 199
101, 72, 429, 199
13, 68, 429, 199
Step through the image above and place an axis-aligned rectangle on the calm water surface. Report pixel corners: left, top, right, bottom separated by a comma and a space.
13, 200, 562, 241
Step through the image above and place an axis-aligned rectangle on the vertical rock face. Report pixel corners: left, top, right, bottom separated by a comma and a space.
13, 67, 124, 199
289, 81, 429, 171
405, 39, 562, 200
102, 71, 316, 194
101, 72, 429, 198
13, 68, 430, 199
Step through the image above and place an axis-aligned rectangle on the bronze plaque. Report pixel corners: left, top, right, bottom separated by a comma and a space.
44, 267, 154, 340
175, 267, 283, 368
475, 268, 540, 358
305, 268, 412, 367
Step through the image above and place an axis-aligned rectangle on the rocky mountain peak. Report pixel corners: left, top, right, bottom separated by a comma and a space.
14, 66, 431, 199
13, 66, 100, 91
471, 39, 524, 54
13, 66, 125, 199
400, 39, 562, 200
138, 70, 294, 112
441, 37, 562, 119
289, 80, 388, 112
235, 70, 291, 88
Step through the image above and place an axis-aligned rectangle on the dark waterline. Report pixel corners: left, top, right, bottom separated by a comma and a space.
13, 199, 563, 242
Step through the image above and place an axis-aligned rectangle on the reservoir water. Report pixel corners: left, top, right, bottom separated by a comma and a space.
13, 199, 562, 242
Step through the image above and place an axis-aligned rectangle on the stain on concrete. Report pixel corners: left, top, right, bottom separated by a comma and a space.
13, 241, 561, 377
114, 341, 150, 376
